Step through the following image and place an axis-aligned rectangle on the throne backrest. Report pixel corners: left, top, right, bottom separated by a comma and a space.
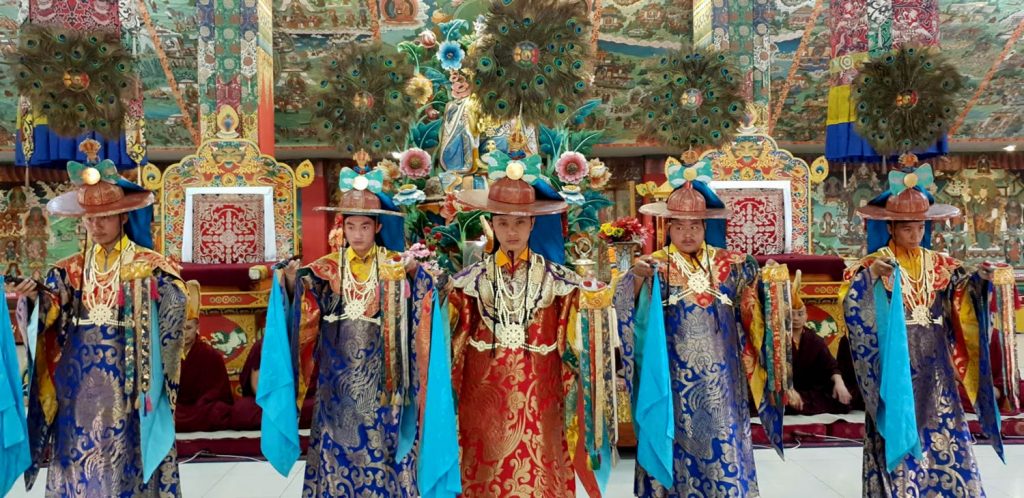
702, 134, 816, 255
144, 111, 313, 264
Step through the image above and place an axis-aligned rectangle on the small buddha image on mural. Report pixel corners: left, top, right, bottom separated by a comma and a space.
379, 0, 418, 24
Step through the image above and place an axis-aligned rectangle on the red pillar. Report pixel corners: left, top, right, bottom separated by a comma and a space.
300, 161, 330, 264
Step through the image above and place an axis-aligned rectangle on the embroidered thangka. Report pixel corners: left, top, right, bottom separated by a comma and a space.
289, 247, 422, 498
842, 248, 1011, 497
21, 244, 186, 497
447, 253, 583, 498
613, 245, 788, 497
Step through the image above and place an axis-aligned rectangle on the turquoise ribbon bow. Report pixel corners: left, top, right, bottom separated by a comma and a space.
635, 272, 675, 488
339, 167, 385, 193
873, 265, 922, 471
888, 163, 934, 195
67, 158, 119, 186
485, 150, 542, 185
666, 157, 712, 189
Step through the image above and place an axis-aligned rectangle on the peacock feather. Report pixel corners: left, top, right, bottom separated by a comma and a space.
312, 42, 417, 155
11, 24, 135, 139
852, 45, 965, 156
635, 47, 745, 150
467, 0, 593, 128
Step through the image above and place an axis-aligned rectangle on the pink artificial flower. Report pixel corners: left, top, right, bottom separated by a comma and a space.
555, 151, 589, 184
399, 148, 432, 179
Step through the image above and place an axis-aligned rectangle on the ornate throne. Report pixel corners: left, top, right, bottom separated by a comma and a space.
143, 106, 314, 394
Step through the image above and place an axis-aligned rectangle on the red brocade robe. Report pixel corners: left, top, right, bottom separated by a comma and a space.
447, 251, 583, 498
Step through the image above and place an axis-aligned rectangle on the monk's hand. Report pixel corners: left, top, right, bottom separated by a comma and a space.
10, 279, 38, 301
868, 258, 894, 280
832, 376, 853, 405
283, 259, 301, 293
786, 389, 803, 411
403, 255, 419, 276
633, 256, 662, 279
978, 263, 995, 281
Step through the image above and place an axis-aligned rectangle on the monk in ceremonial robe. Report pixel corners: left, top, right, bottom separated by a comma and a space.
11, 142, 187, 497
787, 271, 855, 415
617, 157, 789, 497
440, 150, 618, 497
842, 164, 1018, 497
267, 165, 426, 497
175, 281, 236, 432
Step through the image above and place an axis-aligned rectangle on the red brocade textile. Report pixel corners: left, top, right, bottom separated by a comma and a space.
717, 187, 787, 255
192, 193, 266, 265
449, 288, 576, 498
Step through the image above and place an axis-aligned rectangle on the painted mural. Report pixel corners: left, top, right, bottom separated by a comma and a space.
810, 154, 1024, 266
0, 181, 82, 279
0, 0, 1021, 153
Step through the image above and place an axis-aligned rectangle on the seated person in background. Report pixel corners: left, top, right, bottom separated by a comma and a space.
787, 272, 855, 415
176, 280, 236, 432
234, 337, 317, 430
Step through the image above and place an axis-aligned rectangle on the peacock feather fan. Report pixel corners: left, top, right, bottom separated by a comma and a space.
467, 0, 593, 128
11, 24, 135, 139
635, 47, 745, 150
852, 45, 965, 156
313, 42, 417, 155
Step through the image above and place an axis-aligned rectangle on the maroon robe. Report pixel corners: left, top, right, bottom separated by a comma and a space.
790, 327, 851, 415
176, 340, 235, 432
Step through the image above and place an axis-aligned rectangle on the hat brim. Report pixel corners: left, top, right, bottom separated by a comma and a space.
47, 191, 155, 218
639, 202, 730, 220
456, 190, 567, 216
856, 203, 960, 221
312, 206, 405, 217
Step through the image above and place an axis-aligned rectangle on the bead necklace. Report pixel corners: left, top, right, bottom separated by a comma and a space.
82, 240, 136, 327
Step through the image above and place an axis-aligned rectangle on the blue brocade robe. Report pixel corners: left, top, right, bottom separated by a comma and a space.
21, 249, 186, 498
843, 249, 1005, 497
614, 247, 786, 498
290, 251, 425, 498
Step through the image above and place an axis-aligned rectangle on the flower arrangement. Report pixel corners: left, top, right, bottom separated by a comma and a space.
403, 241, 442, 275
598, 217, 651, 245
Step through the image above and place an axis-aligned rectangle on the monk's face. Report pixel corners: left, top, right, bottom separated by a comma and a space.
182, 319, 199, 353
83, 213, 128, 248
791, 306, 807, 333
492, 214, 534, 256
889, 221, 926, 250
343, 215, 380, 256
668, 219, 704, 255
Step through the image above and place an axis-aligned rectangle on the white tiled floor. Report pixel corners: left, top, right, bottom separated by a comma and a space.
6, 445, 1024, 497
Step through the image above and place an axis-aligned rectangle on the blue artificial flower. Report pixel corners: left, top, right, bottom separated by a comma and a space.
394, 185, 427, 206
560, 186, 586, 207
437, 41, 465, 71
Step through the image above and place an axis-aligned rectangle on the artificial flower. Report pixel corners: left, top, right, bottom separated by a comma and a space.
377, 159, 401, 180
560, 185, 585, 206
399, 148, 432, 179
440, 192, 460, 223
405, 73, 434, 106
598, 216, 651, 244
588, 159, 611, 190
418, 30, 438, 49
437, 41, 465, 72
393, 184, 427, 206
555, 151, 589, 184
404, 241, 434, 261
